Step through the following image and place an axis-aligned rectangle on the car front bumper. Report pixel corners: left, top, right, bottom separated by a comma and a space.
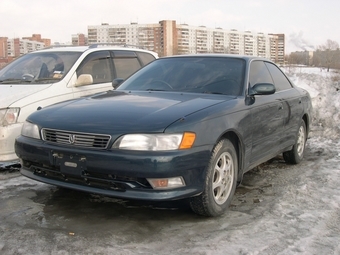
15, 135, 211, 201
0, 123, 22, 162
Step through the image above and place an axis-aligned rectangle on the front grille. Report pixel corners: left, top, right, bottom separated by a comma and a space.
42, 128, 111, 149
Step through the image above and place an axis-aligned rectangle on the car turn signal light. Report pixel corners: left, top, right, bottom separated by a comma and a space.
179, 132, 196, 149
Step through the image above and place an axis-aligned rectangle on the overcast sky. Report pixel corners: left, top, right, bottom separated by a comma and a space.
1, 0, 339, 53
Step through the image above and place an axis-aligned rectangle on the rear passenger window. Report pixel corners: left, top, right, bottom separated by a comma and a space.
113, 51, 137, 57
249, 61, 273, 87
136, 52, 156, 65
264, 62, 292, 91
113, 58, 141, 79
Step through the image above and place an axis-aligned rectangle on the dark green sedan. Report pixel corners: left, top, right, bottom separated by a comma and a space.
15, 54, 312, 217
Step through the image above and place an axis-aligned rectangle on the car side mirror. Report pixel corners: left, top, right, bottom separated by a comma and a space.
249, 83, 276, 96
75, 74, 93, 87
112, 78, 124, 89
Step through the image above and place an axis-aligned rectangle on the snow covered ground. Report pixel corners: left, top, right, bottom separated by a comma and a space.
285, 66, 340, 139
0, 67, 339, 255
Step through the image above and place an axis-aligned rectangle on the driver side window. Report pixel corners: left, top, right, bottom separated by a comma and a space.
249, 61, 273, 87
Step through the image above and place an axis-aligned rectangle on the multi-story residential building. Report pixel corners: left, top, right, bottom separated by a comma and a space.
87, 20, 285, 64
0, 37, 8, 58
7, 38, 45, 57
22, 34, 51, 47
269, 33, 285, 65
0, 34, 49, 69
0, 37, 10, 69
72, 33, 88, 46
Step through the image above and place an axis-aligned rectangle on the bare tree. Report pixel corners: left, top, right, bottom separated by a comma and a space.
317, 39, 339, 72
288, 51, 310, 66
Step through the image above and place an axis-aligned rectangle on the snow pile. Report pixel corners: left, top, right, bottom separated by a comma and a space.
284, 66, 340, 139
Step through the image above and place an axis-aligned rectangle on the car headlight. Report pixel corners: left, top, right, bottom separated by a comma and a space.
112, 132, 196, 151
0, 108, 20, 126
21, 121, 40, 139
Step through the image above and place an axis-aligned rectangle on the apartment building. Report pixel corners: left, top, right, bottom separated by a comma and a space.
7, 38, 45, 57
88, 22, 163, 52
269, 33, 285, 65
72, 33, 88, 46
22, 34, 51, 47
0, 35, 49, 69
87, 20, 285, 64
0, 37, 9, 69
0, 34, 48, 58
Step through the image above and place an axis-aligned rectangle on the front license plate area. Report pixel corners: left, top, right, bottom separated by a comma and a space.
55, 153, 86, 176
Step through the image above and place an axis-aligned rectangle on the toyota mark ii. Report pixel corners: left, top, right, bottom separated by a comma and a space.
15, 55, 312, 216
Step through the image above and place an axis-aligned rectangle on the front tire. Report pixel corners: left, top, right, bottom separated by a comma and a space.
190, 139, 238, 217
283, 120, 307, 164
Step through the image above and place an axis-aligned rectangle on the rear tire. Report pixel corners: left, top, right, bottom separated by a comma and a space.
283, 120, 307, 164
190, 139, 238, 217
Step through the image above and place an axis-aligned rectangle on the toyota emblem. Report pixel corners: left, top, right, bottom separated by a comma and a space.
69, 134, 76, 144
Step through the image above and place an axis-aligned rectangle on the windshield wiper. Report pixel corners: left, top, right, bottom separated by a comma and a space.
0, 77, 59, 84
34, 78, 59, 82
146, 89, 166, 91
203, 91, 225, 95
0, 78, 33, 84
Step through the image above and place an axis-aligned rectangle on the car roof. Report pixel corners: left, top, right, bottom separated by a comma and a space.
31, 44, 158, 57
159, 53, 271, 63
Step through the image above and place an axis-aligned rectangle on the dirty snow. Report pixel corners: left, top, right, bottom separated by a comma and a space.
0, 67, 339, 255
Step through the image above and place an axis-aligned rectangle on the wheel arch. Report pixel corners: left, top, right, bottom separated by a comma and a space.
302, 113, 310, 138
218, 130, 245, 184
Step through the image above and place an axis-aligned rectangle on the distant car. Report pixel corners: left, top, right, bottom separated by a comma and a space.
15, 54, 312, 216
0, 44, 158, 164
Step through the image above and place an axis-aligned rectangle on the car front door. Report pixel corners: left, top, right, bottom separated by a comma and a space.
71, 50, 155, 98
72, 50, 113, 98
264, 62, 304, 150
248, 60, 285, 166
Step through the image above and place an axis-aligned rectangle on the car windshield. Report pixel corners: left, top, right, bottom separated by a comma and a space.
117, 57, 246, 95
0, 51, 82, 84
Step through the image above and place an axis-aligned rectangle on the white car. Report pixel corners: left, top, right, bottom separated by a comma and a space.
0, 45, 158, 164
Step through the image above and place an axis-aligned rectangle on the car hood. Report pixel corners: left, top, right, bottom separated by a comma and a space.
0, 84, 51, 108
29, 90, 233, 133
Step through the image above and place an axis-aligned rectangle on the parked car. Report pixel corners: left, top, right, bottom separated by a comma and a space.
0, 44, 158, 164
15, 54, 312, 216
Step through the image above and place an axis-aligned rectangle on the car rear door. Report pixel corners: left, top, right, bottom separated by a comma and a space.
111, 50, 154, 80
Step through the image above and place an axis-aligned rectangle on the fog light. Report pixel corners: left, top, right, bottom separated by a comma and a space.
147, 177, 185, 189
